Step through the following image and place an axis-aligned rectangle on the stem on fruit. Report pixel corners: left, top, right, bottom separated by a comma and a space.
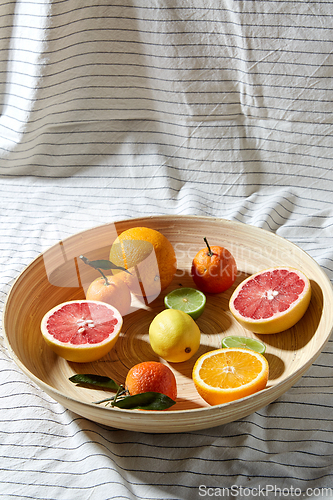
204, 237, 213, 257
80, 255, 110, 286
95, 385, 127, 406
110, 385, 127, 406
98, 269, 110, 286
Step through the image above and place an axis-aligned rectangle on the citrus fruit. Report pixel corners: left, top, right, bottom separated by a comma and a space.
229, 267, 311, 334
192, 347, 269, 405
164, 287, 206, 320
109, 227, 177, 298
125, 361, 177, 400
149, 309, 201, 363
191, 237, 237, 294
86, 274, 131, 316
41, 300, 123, 363
221, 335, 266, 354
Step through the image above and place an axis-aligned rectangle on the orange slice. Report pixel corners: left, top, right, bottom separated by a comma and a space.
229, 267, 311, 334
192, 348, 269, 405
41, 300, 123, 363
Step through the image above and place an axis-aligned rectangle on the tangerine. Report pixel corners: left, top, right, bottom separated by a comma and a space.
109, 227, 177, 298
125, 361, 177, 401
86, 274, 131, 316
191, 237, 237, 294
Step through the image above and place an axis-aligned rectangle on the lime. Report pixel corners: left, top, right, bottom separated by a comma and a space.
164, 287, 206, 320
221, 336, 266, 354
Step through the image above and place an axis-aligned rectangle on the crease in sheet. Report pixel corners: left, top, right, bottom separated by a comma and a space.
0, 0, 50, 154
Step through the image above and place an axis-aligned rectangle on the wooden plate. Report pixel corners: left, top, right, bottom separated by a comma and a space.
3, 216, 333, 433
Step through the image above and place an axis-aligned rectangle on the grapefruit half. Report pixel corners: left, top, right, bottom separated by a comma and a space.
229, 267, 311, 334
41, 300, 123, 362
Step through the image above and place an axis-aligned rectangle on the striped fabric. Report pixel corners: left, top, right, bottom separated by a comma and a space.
0, 1, 333, 499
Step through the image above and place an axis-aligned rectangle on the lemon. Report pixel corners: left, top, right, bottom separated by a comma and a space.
149, 309, 201, 363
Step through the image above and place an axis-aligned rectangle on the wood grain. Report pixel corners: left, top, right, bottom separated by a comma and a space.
3, 216, 333, 433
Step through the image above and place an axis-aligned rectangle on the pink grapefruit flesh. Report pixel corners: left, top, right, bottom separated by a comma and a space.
41, 300, 123, 362
229, 267, 311, 334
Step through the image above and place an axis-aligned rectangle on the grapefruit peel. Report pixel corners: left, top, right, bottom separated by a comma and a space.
229, 267, 311, 334
41, 300, 123, 363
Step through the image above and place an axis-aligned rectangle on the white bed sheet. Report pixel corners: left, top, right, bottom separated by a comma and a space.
1, 1, 333, 499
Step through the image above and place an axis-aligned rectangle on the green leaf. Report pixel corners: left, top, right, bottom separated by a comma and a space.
79, 255, 131, 274
69, 374, 120, 391
88, 259, 127, 271
112, 392, 176, 410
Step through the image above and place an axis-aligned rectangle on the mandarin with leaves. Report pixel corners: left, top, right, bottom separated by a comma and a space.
125, 361, 177, 401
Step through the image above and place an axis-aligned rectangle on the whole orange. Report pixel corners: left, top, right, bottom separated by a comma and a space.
191, 237, 237, 294
109, 227, 177, 298
86, 274, 131, 316
125, 361, 177, 401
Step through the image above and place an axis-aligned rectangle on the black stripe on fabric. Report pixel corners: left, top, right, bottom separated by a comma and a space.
2, 146, 333, 166
3, 39, 333, 58
0, 212, 330, 237
1, 217, 331, 240
0, 452, 332, 474
0, 187, 331, 216
1, 112, 331, 137
1, 173, 332, 199
4, 62, 333, 79
6, 0, 333, 7
3, 100, 333, 128
0, 478, 148, 496
5, 19, 333, 35
1, 117, 332, 140
0, 201, 320, 222
1, 417, 332, 445
2, 86, 333, 110
2, 138, 333, 158
1, 439, 333, 484
6, 3, 333, 19
1, 429, 331, 458
3, 427, 333, 464
1, 180, 332, 199
6, 11, 333, 34
0, 467, 331, 486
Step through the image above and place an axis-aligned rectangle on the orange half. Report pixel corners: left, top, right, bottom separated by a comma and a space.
192, 348, 269, 406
